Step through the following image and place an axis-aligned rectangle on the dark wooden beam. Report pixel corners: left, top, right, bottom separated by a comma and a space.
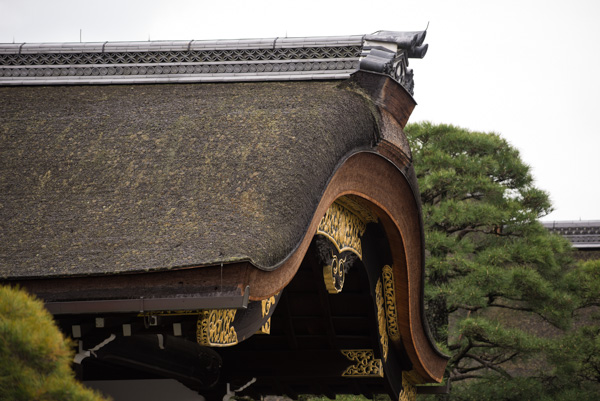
11, 262, 251, 303
220, 350, 350, 378
308, 246, 338, 349
279, 290, 299, 350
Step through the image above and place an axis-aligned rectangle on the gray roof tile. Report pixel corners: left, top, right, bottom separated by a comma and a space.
0, 31, 425, 94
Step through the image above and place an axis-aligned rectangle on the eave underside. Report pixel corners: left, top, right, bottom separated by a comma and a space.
72, 240, 411, 399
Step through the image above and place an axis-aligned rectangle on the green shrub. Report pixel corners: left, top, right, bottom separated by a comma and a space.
0, 285, 109, 401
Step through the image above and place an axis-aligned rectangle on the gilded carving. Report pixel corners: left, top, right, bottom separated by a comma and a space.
317, 200, 367, 259
323, 254, 346, 293
376, 278, 389, 361
382, 265, 401, 342
341, 349, 384, 377
196, 309, 238, 346
258, 318, 271, 334
399, 372, 417, 401
261, 296, 276, 318
258, 295, 276, 334
335, 196, 378, 225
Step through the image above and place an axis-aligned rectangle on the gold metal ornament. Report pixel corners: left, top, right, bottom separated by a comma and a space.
376, 278, 389, 361
258, 318, 271, 334
261, 296, 276, 317
317, 200, 367, 259
399, 372, 417, 401
323, 254, 346, 293
341, 349, 384, 377
258, 295, 277, 334
382, 265, 401, 342
196, 309, 238, 346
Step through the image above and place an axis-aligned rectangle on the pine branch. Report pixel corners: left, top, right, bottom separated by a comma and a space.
493, 351, 520, 365
464, 353, 512, 378
451, 373, 485, 382
459, 193, 484, 201
574, 301, 600, 311
488, 302, 534, 313
489, 302, 564, 329
449, 338, 473, 365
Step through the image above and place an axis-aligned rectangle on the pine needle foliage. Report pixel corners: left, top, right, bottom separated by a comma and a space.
405, 123, 582, 398
0, 285, 109, 401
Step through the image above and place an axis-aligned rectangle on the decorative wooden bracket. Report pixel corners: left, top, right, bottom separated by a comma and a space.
323, 254, 346, 294
197, 309, 238, 347
341, 349, 384, 378
196, 292, 281, 346
382, 265, 401, 342
317, 197, 378, 294
317, 200, 366, 259
399, 372, 417, 401
258, 295, 277, 334
375, 277, 389, 361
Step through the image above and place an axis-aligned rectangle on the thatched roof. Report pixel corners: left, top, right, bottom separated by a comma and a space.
0, 33, 450, 386
0, 80, 379, 278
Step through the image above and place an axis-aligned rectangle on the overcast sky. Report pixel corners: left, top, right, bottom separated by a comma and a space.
1, 0, 599, 222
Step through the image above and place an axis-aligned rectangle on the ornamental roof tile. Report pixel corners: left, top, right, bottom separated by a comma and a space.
0, 31, 427, 95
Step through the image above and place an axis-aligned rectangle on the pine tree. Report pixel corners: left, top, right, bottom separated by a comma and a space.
405, 122, 577, 397
0, 285, 110, 401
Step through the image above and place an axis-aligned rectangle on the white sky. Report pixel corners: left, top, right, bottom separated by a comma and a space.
1, 0, 599, 222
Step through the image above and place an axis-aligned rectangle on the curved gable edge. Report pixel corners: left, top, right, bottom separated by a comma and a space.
247, 150, 449, 384
247, 72, 448, 384
3, 70, 448, 390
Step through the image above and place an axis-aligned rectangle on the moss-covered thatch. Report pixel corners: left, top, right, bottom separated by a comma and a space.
0, 81, 379, 278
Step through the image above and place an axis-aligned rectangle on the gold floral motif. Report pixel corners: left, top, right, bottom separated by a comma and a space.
341, 349, 384, 377
261, 296, 276, 318
317, 200, 367, 259
399, 372, 417, 401
382, 265, 401, 342
376, 278, 389, 361
323, 254, 346, 293
196, 309, 238, 346
257, 295, 276, 334
258, 318, 271, 334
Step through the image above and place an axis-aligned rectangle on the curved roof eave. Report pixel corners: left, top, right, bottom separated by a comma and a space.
0, 31, 447, 383
246, 150, 448, 382
0, 62, 448, 382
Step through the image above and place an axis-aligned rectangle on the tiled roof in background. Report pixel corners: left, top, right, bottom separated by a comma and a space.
543, 221, 600, 249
